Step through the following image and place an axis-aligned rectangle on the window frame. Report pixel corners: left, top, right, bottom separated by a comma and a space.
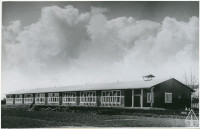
48, 93, 59, 103
147, 93, 151, 103
63, 92, 76, 103
24, 94, 34, 103
147, 93, 154, 103
35, 93, 45, 104
165, 92, 172, 103
101, 90, 121, 105
6, 95, 13, 103
15, 94, 23, 103
80, 91, 96, 104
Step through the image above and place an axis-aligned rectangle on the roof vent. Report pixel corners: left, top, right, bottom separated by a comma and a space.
143, 74, 155, 81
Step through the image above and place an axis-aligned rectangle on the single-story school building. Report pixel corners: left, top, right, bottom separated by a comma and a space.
6, 77, 194, 109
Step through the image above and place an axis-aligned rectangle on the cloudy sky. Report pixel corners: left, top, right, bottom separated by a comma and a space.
2, 1, 199, 98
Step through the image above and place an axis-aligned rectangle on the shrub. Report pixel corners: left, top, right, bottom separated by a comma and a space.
1, 98, 6, 105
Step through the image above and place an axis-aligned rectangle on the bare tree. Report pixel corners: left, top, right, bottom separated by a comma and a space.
183, 70, 198, 89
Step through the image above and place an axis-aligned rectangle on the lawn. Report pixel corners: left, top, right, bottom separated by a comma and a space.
1, 105, 195, 128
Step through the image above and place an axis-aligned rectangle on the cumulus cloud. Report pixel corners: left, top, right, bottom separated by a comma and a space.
2, 5, 199, 96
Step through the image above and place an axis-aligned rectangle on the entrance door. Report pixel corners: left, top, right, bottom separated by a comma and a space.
125, 90, 132, 107
134, 96, 140, 107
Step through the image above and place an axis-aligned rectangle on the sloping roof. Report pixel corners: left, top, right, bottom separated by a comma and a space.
7, 78, 173, 95
171, 78, 195, 92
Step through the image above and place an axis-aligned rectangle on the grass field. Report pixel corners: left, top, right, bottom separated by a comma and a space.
1, 105, 196, 128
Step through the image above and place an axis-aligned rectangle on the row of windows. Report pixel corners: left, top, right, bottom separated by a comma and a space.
15, 95, 22, 98
63, 92, 76, 103
35, 97, 45, 103
80, 91, 96, 103
48, 93, 60, 103
15, 98, 23, 102
11, 91, 119, 99
63, 92, 76, 97
63, 97, 76, 103
101, 90, 121, 96
48, 93, 59, 97
146, 92, 172, 103
101, 90, 121, 104
6, 98, 13, 102
24, 98, 33, 102
35, 93, 50, 103
81, 97, 96, 103
6, 95, 13, 98
24, 94, 33, 98
35, 97, 76, 103
80, 91, 96, 97
35, 93, 45, 97
8, 92, 173, 104
48, 97, 59, 103
101, 96, 121, 104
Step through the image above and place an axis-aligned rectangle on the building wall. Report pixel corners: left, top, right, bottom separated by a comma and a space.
6, 78, 192, 109
153, 78, 192, 109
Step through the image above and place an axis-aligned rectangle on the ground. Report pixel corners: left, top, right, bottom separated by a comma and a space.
1, 105, 198, 128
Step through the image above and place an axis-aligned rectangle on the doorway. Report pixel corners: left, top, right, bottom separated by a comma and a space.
133, 89, 141, 107
134, 96, 140, 107
125, 89, 132, 107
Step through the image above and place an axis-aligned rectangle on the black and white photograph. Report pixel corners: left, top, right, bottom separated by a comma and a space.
1, 1, 199, 128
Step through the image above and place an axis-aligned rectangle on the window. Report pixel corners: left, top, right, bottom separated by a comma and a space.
35, 93, 45, 104
101, 90, 121, 106
6, 95, 13, 103
48, 93, 59, 103
24, 94, 33, 103
147, 93, 154, 103
147, 93, 151, 103
63, 92, 76, 103
165, 93, 172, 103
80, 91, 96, 103
15, 94, 23, 103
